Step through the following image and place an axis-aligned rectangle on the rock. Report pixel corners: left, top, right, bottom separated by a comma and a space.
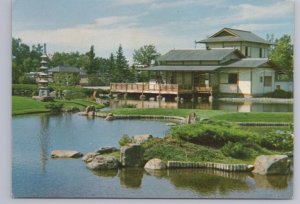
120, 144, 144, 167
105, 116, 114, 121
87, 111, 95, 116
51, 150, 83, 158
144, 158, 167, 170
86, 155, 119, 170
105, 113, 114, 121
82, 152, 100, 163
77, 112, 88, 116
252, 155, 290, 175
247, 165, 254, 171
49, 91, 56, 98
96, 146, 119, 154
132, 134, 153, 144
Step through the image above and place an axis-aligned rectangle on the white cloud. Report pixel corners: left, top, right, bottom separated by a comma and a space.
232, 23, 288, 32
112, 0, 154, 5
13, 18, 194, 63
93, 15, 140, 28
150, 0, 225, 9
229, 0, 293, 21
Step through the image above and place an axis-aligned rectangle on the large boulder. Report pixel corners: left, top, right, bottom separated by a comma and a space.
86, 155, 119, 170
144, 158, 167, 170
96, 146, 118, 154
132, 134, 153, 144
51, 150, 83, 158
82, 152, 100, 163
252, 155, 290, 175
120, 144, 144, 167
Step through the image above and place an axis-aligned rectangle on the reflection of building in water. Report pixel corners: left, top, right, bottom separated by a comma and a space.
37, 115, 50, 173
119, 168, 143, 189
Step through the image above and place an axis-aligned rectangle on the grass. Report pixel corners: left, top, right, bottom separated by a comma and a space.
105, 108, 227, 119
106, 108, 293, 123
211, 112, 293, 123
12, 96, 104, 115
12, 96, 50, 115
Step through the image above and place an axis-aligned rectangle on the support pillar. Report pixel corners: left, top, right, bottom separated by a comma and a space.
156, 95, 163, 101
140, 94, 146, 100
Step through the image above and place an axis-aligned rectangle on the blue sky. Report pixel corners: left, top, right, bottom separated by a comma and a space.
13, 0, 294, 64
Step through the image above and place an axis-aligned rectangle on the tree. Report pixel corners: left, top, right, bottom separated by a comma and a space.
133, 44, 160, 66
12, 38, 43, 83
85, 46, 98, 74
115, 44, 134, 82
269, 35, 293, 80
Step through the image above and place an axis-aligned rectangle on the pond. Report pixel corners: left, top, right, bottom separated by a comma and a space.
108, 99, 293, 112
12, 114, 293, 198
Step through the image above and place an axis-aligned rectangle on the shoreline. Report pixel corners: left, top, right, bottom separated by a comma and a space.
218, 97, 293, 104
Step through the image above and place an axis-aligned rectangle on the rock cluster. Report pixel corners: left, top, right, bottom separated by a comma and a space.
132, 134, 153, 145
120, 144, 144, 167
51, 150, 83, 158
252, 155, 290, 175
144, 158, 166, 170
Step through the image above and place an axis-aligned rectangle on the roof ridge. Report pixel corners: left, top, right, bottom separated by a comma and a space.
225, 27, 251, 33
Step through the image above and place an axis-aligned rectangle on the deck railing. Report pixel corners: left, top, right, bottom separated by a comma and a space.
110, 83, 212, 95
110, 83, 179, 94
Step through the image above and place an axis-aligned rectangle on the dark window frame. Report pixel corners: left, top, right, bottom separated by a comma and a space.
228, 73, 238, 84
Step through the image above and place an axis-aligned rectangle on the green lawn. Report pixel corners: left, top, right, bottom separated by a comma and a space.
12, 96, 50, 115
106, 108, 293, 123
106, 108, 227, 119
211, 112, 293, 123
12, 96, 103, 115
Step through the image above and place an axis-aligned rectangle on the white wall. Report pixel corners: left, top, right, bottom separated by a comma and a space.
274, 81, 293, 92
219, 68, 251, 95
252, 68, 275, 95
238, 69, 251, 95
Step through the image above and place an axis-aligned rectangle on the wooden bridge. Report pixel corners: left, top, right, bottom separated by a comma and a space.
110, 83, 212, 96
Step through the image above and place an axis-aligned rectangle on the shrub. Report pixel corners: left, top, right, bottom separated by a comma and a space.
170, 123, 257, 148
119, 134, 132, 146
12, 84, 38, 96
221, 142, 250, 159
264, 89, 293, 98
259, 131, 293, 151
44, 102, 64, 112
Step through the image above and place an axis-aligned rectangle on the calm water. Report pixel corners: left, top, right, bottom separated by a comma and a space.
109, 99, 293, 112
12, 114, 293, 198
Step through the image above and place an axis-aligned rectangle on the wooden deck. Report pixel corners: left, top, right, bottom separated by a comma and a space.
110, 83, 212, 95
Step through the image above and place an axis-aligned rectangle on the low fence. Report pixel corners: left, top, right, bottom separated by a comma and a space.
167, 161, 252, 172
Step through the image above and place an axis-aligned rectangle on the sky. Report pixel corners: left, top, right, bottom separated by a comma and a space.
12, 0, 294, 64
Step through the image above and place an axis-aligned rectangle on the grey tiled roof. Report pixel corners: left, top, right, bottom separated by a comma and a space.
198, 28, 272, 45
140, 65, 220, 71
158, 49, 242, 61
223, 58, 269, 68
48, 66, 87, 75
140, 59, 271, 72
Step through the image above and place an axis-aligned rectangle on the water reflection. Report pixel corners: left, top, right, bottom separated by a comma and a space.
88, 167, 292, 196
37, 115, 50, 173
252, 174, 290, 189
91, 169, 118, 178
109, 99, 293, 112
119, 168, 144, 189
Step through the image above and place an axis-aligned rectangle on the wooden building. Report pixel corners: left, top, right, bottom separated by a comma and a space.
111, 28, 288, 100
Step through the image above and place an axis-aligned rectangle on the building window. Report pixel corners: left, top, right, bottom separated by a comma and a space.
245, 46, 251, 57
264, 76, 272, 87
228, 73, 238, 84
259, 48, 262, 58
